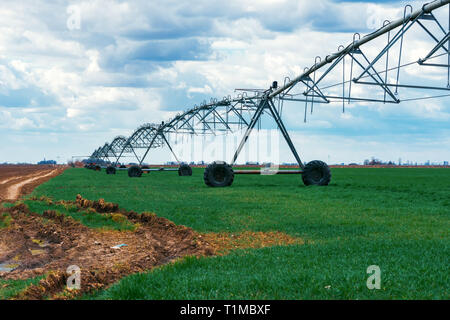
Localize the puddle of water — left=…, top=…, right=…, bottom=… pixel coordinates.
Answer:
left=0, top=262, right=19, bottom=272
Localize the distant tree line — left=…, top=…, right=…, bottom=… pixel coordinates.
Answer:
left=363, top=158, right=396, bottom=166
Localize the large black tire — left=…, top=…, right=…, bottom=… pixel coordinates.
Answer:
left=178, top=164, right=193, bottom=176
left=302, top=160, right=331, bottom=186
left=106, top=166, right=116, bottom=175
left=128, top=166, right=143, bottom=178
left=204, top=161, right=234, bottom=187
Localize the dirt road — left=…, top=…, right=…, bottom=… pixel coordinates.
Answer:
left=0, top=165, right=65, bottom=203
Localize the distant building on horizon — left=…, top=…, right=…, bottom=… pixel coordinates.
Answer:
left=37, top=159, right=56, bottom=165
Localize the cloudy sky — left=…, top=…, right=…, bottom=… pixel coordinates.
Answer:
left=0, top=0, right=449, bottom=165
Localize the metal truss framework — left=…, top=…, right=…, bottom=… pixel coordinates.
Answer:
left=91, top=95, right=269, bottom=166
left=89, top=0, right=450, bottom=169
left=92, top=136, right=133, bottom=163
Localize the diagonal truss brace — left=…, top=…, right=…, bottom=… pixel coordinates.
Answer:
left=231, top=94, right=304, bottom=169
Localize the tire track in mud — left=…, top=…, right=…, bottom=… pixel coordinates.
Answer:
left=0, top=168, right=64, bottom=203
left=0, top=171, right=46, bottom=186
left=0, top=198, right=215, bottom=300
left=0, top=177, right=16, bottom=185
left=4, top=170, right=58, bottom=201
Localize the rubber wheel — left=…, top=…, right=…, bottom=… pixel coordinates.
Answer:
left=301, top=160, right=331, bottom=186
left=204, top=161, right=234, bottom=187
left=178, top=164, right=193, bottom=176
left=128, top=166, right=143, bottom=178
left=106, top=166, right=116, bottom=175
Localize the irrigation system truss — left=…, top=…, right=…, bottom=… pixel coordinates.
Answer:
left=87, top=0, right=450, bottom=187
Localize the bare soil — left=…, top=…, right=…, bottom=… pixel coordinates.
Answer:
left=0, top=198, right=215, bottom=300
left=0, top=165, right=65, bottom=202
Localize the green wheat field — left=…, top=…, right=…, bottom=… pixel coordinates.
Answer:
left=1, top=167, right=449, bottom=299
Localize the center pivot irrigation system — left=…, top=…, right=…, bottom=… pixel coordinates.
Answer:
left=87, top=0, right=450, bottom=187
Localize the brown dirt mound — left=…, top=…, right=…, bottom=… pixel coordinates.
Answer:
left=75, top=194, right=120, bottom=213
left=1, top=195, right=303, bottom=300
left=0, top=198, right=214, bottom=300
